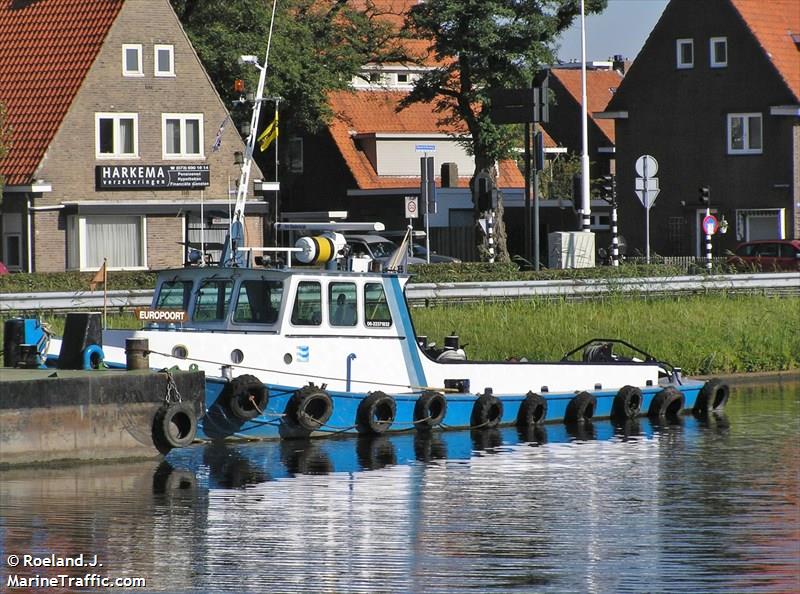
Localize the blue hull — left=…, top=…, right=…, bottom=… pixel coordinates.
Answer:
left=197, top=379, right=708, bottom=441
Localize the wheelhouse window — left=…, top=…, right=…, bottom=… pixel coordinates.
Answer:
left=710, top=37, right=727, bottom=68
left=163, top=114, right=203, bottom=158
left=676, top=38, right=693, bottom=69
left=96, top=113, right=138, bottom=158
left=193, top=280, right=233, bottom=322
left=156, top=280, right=193, bottom=311
left=329, top=282, right=357, bottom=327
left=154, top=44, right=174, bottom=77
left=67, top=215, right=146, bottom=270
left=234, top=280, right=284, bottom=324
left=291, top=281, right=322, bottom=326
left=727, top=113, right=762, bottom=154
left=122, top=44, right=142, bottom=76
left=364, top=283, right=392, bottom=328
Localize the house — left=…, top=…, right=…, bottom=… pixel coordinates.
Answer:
left=599, top=0, right=799, bottom=257
left=0, top=0, right=262, bottom=273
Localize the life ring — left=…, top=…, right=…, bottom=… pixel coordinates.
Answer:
left=564, top=391, right=596, bottom=424
left=285, top=386, right=334, bottom=431
left=648, top=387, right=684, bottom=418
left=517, top=391, right=547, bottom=426
left=223, top=374, right=268, bottom=421
left=414, top=390, right=448, bottom=429
left=611, top=385, right=643, bottom=420
left=82, top=344, right=105, bottom=370
left=693, top=379, right=730, bottom=415
left=152, top=401, right=197, bottom=452
left=471, top=392, right=503, bottom=428
left=356, top=391, right=396, bottom=434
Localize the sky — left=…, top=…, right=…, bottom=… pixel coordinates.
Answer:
left=556, top=0, right=670, bottom=63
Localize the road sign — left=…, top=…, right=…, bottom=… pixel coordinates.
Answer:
left=635, top=155, right=658, bottom=177
left=702, top=214, right=719, bottom=236
left=415, top=144, right=436, bottom=153
left=635, top=188, right=660, bottom=208
left=404, top=195, right=419, bottom=219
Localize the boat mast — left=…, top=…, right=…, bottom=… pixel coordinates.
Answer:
left=219, top=0, right=279, bottom=267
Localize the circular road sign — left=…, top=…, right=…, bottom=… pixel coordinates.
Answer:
left=635, top=154, right=658, bottom=178
left=702, top=214, right=719, bottom=236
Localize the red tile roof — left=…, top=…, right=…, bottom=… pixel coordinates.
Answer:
left=549, top=68, right=623, bottom=143
left=328, top=89, right=524, bottom=190
left=0, top=0, right=123, bottom=186
left=731, top=0, right=800, bottom=100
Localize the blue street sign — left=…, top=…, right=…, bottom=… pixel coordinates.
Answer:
left=415, top=144, right=436, bottom=153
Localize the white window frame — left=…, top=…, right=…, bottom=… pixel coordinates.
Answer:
left=727, top=113, right=763, bottom=155
left=67, top=215, right=148, bottom=271
left=710, top=37, right=727, bottom=68
left=122, top=44, right=143, bottom=77
left=95, top=113, right=139, bottom=159
left=162, top=113, right=204, bottom=158
left=676, top=38, right=694, bottom=69
left=735, top=209, right=785, bottom=241
left=2, top=213, right=23, bottom=271
left=154, top=44, right=175, bottom=77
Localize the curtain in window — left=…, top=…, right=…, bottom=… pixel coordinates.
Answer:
left=186, top=119, right=200, bottom=154
left=119, top=118, right=134, bottom=154
left=85, top=216, right=142, bottom=268
left=166, top=119, right=180, bottom=154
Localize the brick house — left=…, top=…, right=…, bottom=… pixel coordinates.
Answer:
left=0, top=0, right=263, bottom=273
left=599, top=0, right=799, bottom=257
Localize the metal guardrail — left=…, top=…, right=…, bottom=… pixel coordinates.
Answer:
left=1, top=273, right=797, bottom=312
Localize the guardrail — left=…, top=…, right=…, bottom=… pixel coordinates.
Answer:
left=1, top=273, right=797, bottom=312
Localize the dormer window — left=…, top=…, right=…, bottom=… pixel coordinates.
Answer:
left=397, top=72, right=409, bottom=84
left=122, top=44, right=143, bottom=76
left=155, top=44, right=175, bottom=77
left=676, top=38, right=693, bottom=69
left=710, top=37, right=727, bottom=68
left=369, top=72, right=382, bottom=84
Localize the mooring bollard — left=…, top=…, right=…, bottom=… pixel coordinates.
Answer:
left=125, top=338, right=150, bottom=370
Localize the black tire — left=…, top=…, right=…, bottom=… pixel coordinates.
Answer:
left=414, top=391, right=448, bottom=429
left=224, top=374, right=268, bottom=421
left=152, top=401, right=197, bottom=452
left=564, top=391, right=596, bottom=424
left=611, top=386, right=643, bottom=421
left=471, top=393, right=503, bottom=428
left=517, top=391, right=548, bottom=426
left=648, top=387, right=685, bottom=418
left=356, top=391, right=396, bottom=434
left=693, top=379, right=730, bottom=415
left=285, top=386, right=334, bottom=431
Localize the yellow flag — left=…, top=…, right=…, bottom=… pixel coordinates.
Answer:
left=257, top=112, right=279, bottom=152
left=89, top=260, right=107, bottom=291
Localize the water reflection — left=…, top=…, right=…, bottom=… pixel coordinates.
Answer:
left=0, top=382, right=797, bottom=593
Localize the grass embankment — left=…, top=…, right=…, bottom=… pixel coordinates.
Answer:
left=412, top=294, right=799, bottom=376
left=5, top=294, right=796, bottom=376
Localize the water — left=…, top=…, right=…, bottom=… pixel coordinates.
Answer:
left=1, top=381, right=798, bottom=593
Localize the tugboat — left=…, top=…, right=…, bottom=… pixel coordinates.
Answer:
left=42, top=16, right=729, bottom=441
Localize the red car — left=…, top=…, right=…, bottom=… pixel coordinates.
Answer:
left=727, top=239, right=800, bottom=271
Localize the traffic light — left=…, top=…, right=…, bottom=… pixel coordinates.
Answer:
left=477, top=175, right=492, bottom=211
left=698, top=185, right=711, bottom=205
left=601, top=174, right=617, bottom=202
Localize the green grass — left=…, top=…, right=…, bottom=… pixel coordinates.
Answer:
left=410, top=294, right=799, bottom=376
left=2, top=294, right=796, bottom=376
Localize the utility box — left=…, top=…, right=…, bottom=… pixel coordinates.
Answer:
left=548, top=232, right=596, bottom=269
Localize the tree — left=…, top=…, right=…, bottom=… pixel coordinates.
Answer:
left=402, top=0, right=607, bottom=261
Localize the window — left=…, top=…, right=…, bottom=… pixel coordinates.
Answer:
left=727, top=113, right=762, bottom=154
left=676, top=38, right=693, bottom=69
left=193, top=280, right=233, bottom=321
left=291, top=281, right=322, bottom=326
left=710, top=37, right=727, bottom=68
left=735, top=209, right=785, bottom=241
left=233, top=280, right=284, bottom=324
left=2, top=213, right=22, bottom=270
left=396, top=72, right=409, bottom=84
left=589, top=213, right=610, bottom=230
left=163, top=114, right=203, bottom=158
left=67, top=215, right=146, bottom=270
left=288, top=138, right=304, bottom=173
left=364, top=283, right=392, bottom=328
left=329, top=282, right=357, bottom=327
left=154, top=44, right=175, bottom=77
left=122, top=44, right=143, bottom=76
left=96, top=113, right=138, bottom=158
left=156, top=280, right=194, bottom=310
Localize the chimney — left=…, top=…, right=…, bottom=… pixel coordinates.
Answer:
left=612, top=54, right=626, bottom=75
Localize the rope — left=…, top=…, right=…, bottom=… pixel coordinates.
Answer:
left=146, top=348, right=451, bottom=393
